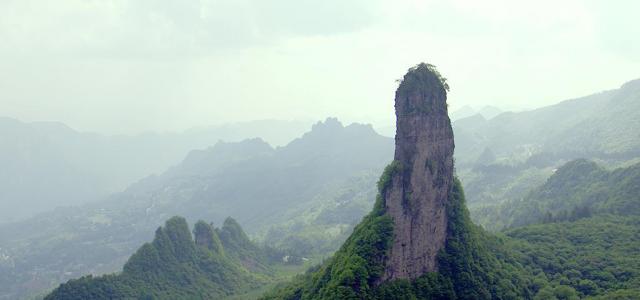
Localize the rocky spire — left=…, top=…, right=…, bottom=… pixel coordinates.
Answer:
left=382, top=63, right=455, bottom=281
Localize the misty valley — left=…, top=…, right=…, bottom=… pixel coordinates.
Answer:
left=2, top=2, right=640, bottom=298
left=0, top=63, right=639, bottom=300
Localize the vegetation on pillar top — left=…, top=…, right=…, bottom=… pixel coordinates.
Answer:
left=397, top=63, right=449, bottom=94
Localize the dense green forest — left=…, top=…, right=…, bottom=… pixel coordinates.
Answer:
left=464, top=159, right=640, bottom=299
left=505, top=215, right=640, bottom=299
left=45, top=217, right=282, bottom=299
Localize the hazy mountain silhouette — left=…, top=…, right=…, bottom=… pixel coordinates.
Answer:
left=0, top=118, right=392, bottom=299
left=0, top=118, right=310, bottom=223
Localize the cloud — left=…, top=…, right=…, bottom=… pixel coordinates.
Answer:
left=584, top=0, right=640, bottom=61
left=0, top=0, right=382, bottom=59
left=0, top=0, right=638, bottom=134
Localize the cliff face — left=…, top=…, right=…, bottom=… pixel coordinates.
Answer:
left=382, top=63, right=455, bottom=281
left=260, top=64, right=536, bottom=300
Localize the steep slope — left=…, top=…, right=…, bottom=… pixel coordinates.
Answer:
left=262, top=63, right=536, bottom=299
left=0, top=119, right=393, bottom=299
left=454, top=79, right=640, bottom=166
left=482, top=159, right=640, bottom=229
left=453, top=78, right=640, bottom=228
left=45, top=216, right=270, bottom=300
left=477, top=156, right=640, bottom=299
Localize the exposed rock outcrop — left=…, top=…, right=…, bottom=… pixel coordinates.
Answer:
left=382, top=63, right=455, bottom=281
left=260, top=63, right=536, bottom=300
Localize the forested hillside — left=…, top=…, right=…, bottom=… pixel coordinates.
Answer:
left=45, top=216, right=277, bottom=299
left=475, top=159, right=640, bottom=230
left=453, top=79, right=640, bottom=228
left=468, top=158, right=640, bottom=299
left=0, top=118, right=392, bottom=299
left=505, top=216, right=640, bottom=299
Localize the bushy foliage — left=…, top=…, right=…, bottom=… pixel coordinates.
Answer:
left=397, top=63, right=450, bottom=94
left=218, top=217, right=278, bottom=273
left=395, top=63, right=450, bottom=115
left=377, top=160, right=402, bottom=195
left=193, top=220, right=224, bottom=255
left=505, top=215, right=640, bottom=299
left=437, top=178, right=535, bottom=299
left=374, top=273, right=456, bottom=299
left=586, top=288, right=640, bottom=299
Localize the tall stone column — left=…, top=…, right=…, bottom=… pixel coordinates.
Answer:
left=382, top=63, right=455, bottom=281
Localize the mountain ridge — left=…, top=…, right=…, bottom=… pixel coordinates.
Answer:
left=0, top=117, right=392, bottom=299
left=44, top=216, right=273, bottom=300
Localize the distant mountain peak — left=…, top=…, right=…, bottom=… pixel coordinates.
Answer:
left=310, top=117, right=343, bottom=132
left=550, top=159, right=604, bottom=182
left=293, top=117, right=383, bottom=146
left=454, top=113, right=486, bottom=126
left=477, top=105, right=503, bottom=119
left=620, top=78, right=640, bottom=91
left=174, top=138, right=274, bottom=176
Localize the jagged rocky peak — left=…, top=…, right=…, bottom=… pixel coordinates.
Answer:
left=382, top=63, right=455, bottom=281
left=193, top=220, right=224, bottom=255
left=311, top=117, right=343, bottom=131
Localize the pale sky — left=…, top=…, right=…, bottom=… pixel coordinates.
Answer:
left=1, top=0, right=638, bottom=134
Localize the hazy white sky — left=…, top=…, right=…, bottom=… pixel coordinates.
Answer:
left=1, top=0, right=638, bottom=134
